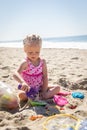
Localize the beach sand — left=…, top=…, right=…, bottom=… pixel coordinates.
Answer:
left=0, top=47, right=87, bottom=130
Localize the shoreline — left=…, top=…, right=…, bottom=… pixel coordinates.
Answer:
left=0, top=41, right=87, bottom=49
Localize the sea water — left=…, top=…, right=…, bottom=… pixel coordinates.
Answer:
left=0, top=35, right=87, bottom=49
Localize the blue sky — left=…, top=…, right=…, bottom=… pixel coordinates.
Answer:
left=0, top=0, right=87, bottom=40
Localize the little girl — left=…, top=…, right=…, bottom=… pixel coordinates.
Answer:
left=13, top=34, right=60, bottom=101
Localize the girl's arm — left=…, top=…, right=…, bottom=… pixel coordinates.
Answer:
left=41, top=59, right=48, bottom=92
left=13, top=61, right=30, bottom=92
left=13, top=61, right=27, bottom=83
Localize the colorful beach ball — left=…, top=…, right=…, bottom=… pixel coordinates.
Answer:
left=0, top=81, right=19, bottom=109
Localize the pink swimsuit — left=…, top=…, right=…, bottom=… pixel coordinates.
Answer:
left=21, top=58, right=43, bottom=93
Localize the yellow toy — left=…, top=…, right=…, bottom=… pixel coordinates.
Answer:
left=43, top=114, right=80, bottom=130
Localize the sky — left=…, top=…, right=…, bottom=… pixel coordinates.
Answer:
left=0, top=0, right=87, bottom=41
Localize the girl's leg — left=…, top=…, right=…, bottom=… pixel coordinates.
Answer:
left=18, top=90, right=28, bottom=101
left=44, top=85, right=60, bottom=99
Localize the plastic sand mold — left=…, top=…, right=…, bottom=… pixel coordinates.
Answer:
left=72, top=92, right=84, bottom=99
left=29, top=100, right=47, bottom=106
left=43, top=114, right=80, bottom=130
left=29, top=115, right=43, bottom=121
left=53, top=95, right=68, bottom=107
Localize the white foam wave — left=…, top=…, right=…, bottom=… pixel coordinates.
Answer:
left=0, top=41, right=87, bottom=49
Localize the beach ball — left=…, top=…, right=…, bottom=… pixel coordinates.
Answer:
left=0, top=81, right=19, bottom=109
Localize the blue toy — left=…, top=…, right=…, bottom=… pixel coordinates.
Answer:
left=72, top=92, right=84, bottom=99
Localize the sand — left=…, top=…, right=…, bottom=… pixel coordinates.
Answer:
left=0, top=47, right=87, bottom=130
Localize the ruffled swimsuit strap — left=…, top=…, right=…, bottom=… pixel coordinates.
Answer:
left=26, top=57, right=44, bottom=67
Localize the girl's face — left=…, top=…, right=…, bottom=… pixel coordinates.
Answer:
left=24, top=44, right=41, bottom=62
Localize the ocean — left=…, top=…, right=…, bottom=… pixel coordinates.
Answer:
left=0, top=35, right=87, bottom=49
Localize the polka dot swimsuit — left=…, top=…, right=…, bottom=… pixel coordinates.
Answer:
left=21, top=58, right=43, bottom=92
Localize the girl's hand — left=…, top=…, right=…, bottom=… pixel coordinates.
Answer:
left=39, top=91, right=46, bottom=100
left=21, top=82, right=30, bottom=92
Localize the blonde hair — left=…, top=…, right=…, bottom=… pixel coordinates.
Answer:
left=23, top=34, right=42, bottom=46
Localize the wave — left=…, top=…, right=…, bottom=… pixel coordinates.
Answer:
left=0, top=35, right=87, bottom=43
left=0, top=41, right=87, bottom=49
left=0, top=35, right=87, bottom=49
